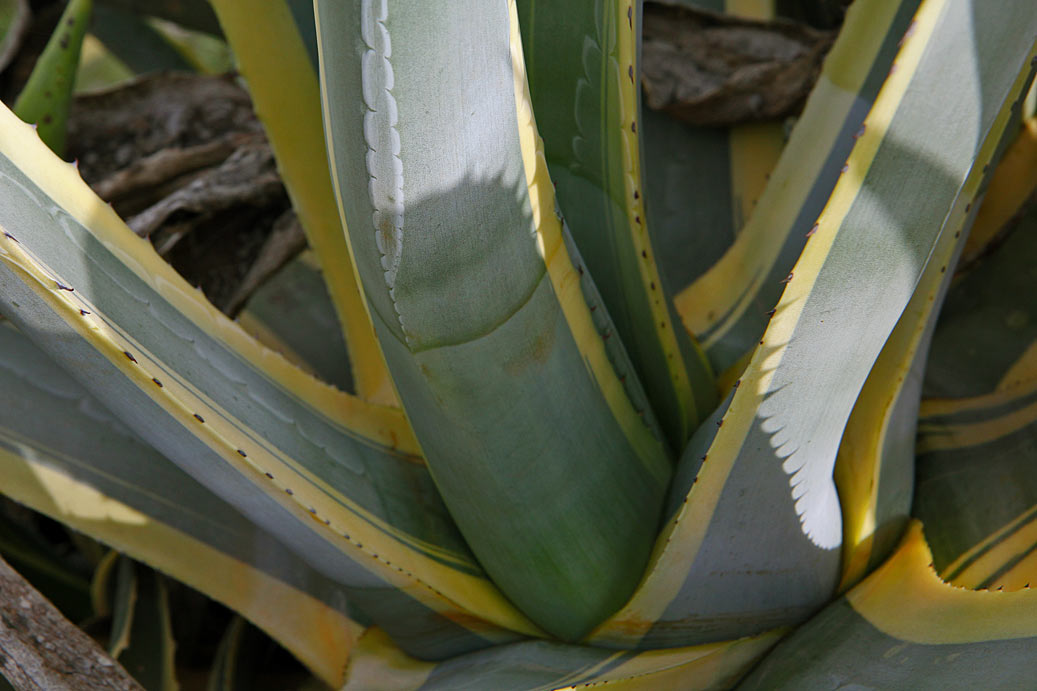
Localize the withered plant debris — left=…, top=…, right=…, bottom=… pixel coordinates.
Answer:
left=641, top=2, right=833, bottom=126
left=66, top=72, right=304, bottom=316
left=0, top=552, right=143, bottom=690
left=221, top=208, right=306, bottom=317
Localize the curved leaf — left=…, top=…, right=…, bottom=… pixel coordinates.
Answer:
left=910, top=124, right=1037, bottom=589
left=591, top=0, right=1037, bottom=648
left=315, top=0, right=673, bottom=640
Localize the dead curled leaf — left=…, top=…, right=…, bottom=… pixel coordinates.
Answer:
left=641, top=2, right=834, bottom=127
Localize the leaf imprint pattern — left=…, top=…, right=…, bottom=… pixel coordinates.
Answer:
left=361, top=0, right=408, bottom=341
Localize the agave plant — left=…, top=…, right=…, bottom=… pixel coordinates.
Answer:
left=0, top=0, right=1035, bottom=687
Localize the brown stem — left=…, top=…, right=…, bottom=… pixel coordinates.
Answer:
left=0, top=554, right=143, bottom=690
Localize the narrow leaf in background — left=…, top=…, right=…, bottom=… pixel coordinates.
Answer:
left=13, top=0, right=91, bottom=155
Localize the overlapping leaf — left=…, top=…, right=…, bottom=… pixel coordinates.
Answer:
left=0, top=322, right=360, bottom=684
left=209, top=0, right=396, bottom=405
left=832, top=110, right=1037, bottom=592
left=914, top=192, right=1037, bottom=587
left=341, top=626, right=782, bottom=691
left=638, top=0, right=788, bottom=392
left=0, top=92, right=536, bottom=663
left=739, top=523, right=1037, bottom=688
left=590, top=0, right=1037, bottom=648
left=315, top=0, right=674, bottom=640
left=517, top=0, right=717, bottom=448
left=673, top=0, right=921, bottom=373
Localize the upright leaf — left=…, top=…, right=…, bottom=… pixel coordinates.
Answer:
left=518, top=0, right=717, bottom=448
left=315, top=0, right=672, bottom=640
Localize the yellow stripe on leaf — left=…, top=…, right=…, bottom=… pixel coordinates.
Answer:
left=849, top=521, right=1037, bottom=645
left=674, top=0, right=908, bottom=347
left=0, top=101, right=416, bottom=456
left=0, top=445, right=362, bottom=688
left=0, top=221, right=540, bottom=639
left=209, top=0, right=398, bottom=407
left=943, top=509, right=1037, bottom=590
left=509, top=0, right=669, bottom=474
left=962, top=117, right=1037, bottom=264
left=728, top=122, right=785, bottom=235
left=916, top=399, right=1037, bottom=455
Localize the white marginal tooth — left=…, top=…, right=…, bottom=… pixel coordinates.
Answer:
left=381, top=51, right=394, bottom=86
left=361, top=52, right=379, bottom=107
left=361, top=0, right=408, bottom=341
